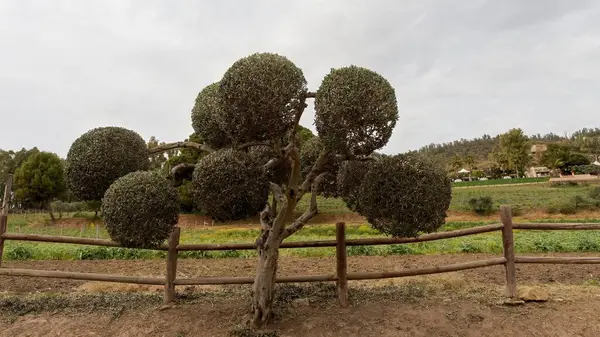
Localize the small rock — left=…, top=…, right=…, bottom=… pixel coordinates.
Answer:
left=518, top=286, right=549, bottom=302
left=158, top=304, right=174, bottom=311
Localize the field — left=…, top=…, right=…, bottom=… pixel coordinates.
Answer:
left=452, top=177, right=550, bottom=187
left=3, top=182, right=600, bottom=336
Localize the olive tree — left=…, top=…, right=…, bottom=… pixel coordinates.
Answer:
left=71, top=52, right=451, bottom=330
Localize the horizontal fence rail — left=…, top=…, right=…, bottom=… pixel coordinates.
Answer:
left=1, top=179, right=600, bottom=306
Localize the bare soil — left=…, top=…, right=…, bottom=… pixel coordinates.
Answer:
left=2, top=254, right=600, bottom=336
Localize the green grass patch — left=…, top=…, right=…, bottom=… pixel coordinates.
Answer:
left=453, top=177, right=550, bottom=187
left=3, top=220, right=600, bottom=261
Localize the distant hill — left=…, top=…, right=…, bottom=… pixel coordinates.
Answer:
left=415, top=127, right=600, bottom=170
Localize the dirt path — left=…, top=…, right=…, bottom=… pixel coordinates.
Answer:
left=1, top=253, right=599, bottom=294
left=2, top=254, right=600, bottom=336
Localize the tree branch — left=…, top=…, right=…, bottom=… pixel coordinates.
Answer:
left=170, top=163, right=196, bottom=186
left=336, top=154, right=377, bottom=162
left=237, top=141, right=273, bottom=150
left=259, top=203, right=272, bottom=230
left=283, top=172, right=327, bottom=239
left=298, top=150, right=332, bottom=199
left=148, top=141, right=214, bottom=154
left=306, top=91, right=316, bottom=98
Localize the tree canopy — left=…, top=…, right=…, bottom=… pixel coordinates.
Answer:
left=13, top=151, right=66, bottom=213
left=65, top=127, right=150, bottom=202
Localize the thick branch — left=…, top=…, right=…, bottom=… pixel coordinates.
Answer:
left=237, top=141, right=273, bottom=150
left=259, top=204, right=272, bottom=230
left=283, top=172, right=327, bottom=239
left=298, top=150, right=332, bottom=199
left=149, top=141, right=213, bottom=154
left=306, top=91, right=316, bottom=98
left=287, top=146, right=302, bottom=191
left=170, top=163, right=196, bottom=186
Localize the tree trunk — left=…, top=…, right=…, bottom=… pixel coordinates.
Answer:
left=48, top=208, right=56, bottom=222
left=250, top=242, right=280, bottom=330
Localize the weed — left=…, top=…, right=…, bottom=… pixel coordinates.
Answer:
left=532, top=237, right=565, bottom=252
left=576, top=237, right=600, bottom=252
left=458, top=241, right=483, bottom=253
left=388, top=244, right=415, bottom=255
left=347, top=245, right=377, bottom=256
left=6, top=246, right=34, bottom=260
left=468, top=196, right=494, bottom=215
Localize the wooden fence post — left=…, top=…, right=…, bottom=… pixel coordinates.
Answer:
left=500, top=205, right=518, bottom=300
left=0, top=175, right=13, bottom=268
left=164, top=226, right=181, bottom=304
left=336, top=222, right=348, bottom=307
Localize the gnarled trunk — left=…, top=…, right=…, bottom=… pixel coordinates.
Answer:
left=250, top=242, right=280, bottom=329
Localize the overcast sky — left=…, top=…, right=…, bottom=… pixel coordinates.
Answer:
left=1, top=0, right=599, bottom=157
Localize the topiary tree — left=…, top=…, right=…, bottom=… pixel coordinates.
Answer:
left=101, top=171, right=179, bottom=248
left=76, top=52, right=451, bottom=330
left=13, top=151, right=66, bottom=221
left=65, top=127, right=150, bottom=208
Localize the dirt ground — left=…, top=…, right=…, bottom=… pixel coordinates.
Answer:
left=2, top=254, right=600, bottom=336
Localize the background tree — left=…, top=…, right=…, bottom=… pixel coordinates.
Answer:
left=13, top=152, right=66, bottom=220
left=492, top=128, right=530, bottom=177
left=464, top=155, right=475, bottom=171
left=450, top=155, right=463, bottom=172
left=76, top=52, right=452, bottom=330
left=0, top=147, right=40, bottom=204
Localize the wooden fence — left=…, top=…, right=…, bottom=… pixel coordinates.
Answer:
left=2, top=176, right=600, bottom=306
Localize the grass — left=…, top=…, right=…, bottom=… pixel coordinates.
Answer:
left=4, top=219, right=600, bottom=261
left=453, top=177, right=550, bottom=187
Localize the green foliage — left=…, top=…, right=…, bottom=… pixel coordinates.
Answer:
left=250, top=145, right=291, bottom=185
left=65, top=127, right=150, bottom=201
left=6, top=246, right=34, bottom=260
left=218, top=52, right=307, bottom=144
left=13, top=152, right=66, bottom=209
left=467, top=196, right=494, bottom=215
left=76, top=247, right=149, bottom=260
left=0, top=147, right=40, bottom=204
left=102, top=171, right=179, bottom=248
left=315, top=66, right=398, bottom=156
left=295, top=125, right=315, bottom=148
left=192, top=149, right=269, bottom=222
left=336, top=160, right=372, bottom=211
left=590, top=187, right=600, bottom=200
left=358, top=154, right=452, bottom=237
left=491, top=128, right=530, bottom=175
left=177, top=180, right=196, bottom=213
left=388, top=244, right=415, bottom=255
left=299, top=137, right=339, bottom=197
left=191, top=82, right=232, bottom=149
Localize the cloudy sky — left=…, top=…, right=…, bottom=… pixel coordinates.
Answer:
left=1, top=0, right=599, bottom=157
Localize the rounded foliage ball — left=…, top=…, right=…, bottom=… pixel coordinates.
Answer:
left=102, top=171, right=179, bottom=248
left=192, top=149, right=269, bottom=222
left=218, top=52, right=307, bottom=143
left=191, top=82, right=232, bottom=149
left=315, top=66, right=398, bottom=156
left=65, top=127, right=150, bottom=201
left=249, top=145, right=291, bottom=185
left=358, top=154, right=452, bottom=237
left=300, top=137, right=339, bottom=197
left=336, top=160, right=373, bottom=212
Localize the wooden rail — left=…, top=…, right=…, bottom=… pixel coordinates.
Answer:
left=1, top=173, right=600, bottom=307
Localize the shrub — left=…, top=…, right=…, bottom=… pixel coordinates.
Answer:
left=192, top=149, right=269, bottom=222
left=467, top=196, right=494, bottom=215
left=590, top=187, right=600, bottom=200
left=358, top=154, right=452, bottom=237
left=65, top=127, right=150, bottom=201
left=558, top=204, right=577, bottom=215
left=315, top=66, right=398, bottom=156
left=102, top=171, right=179, bottom=248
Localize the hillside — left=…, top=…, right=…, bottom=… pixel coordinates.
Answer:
left=416, top=127, right=600, bottom=170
